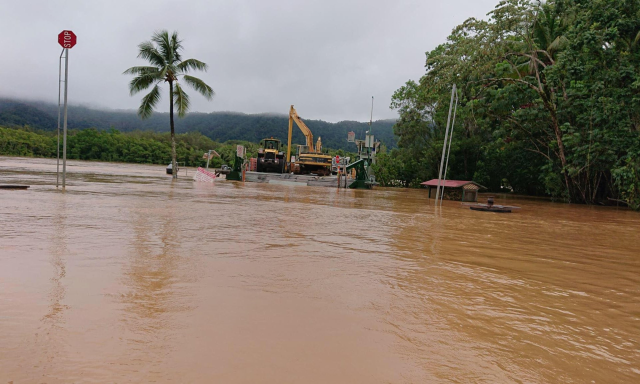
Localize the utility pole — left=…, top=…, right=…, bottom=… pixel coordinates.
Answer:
left=435, top=84, right=457, bottom=206
left=369, top=96, right=374, bottom=156
left=369, top=96, right=374, bottom=134
left=441, top=90, right=458, bottom=203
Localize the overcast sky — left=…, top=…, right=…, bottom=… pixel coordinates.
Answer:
left=1, top=0, right=498, bottom=122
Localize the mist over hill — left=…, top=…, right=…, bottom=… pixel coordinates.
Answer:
left=0, top=98, right=397, bottom=151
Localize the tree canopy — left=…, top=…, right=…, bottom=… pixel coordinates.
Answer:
left=0, top=126, right=257, bottom=169
left=383, top=0, right=640, bottom=208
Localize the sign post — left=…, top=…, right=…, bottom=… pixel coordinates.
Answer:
left=57, top=30, right=77, bottom=189
left=56, top=49, right=64, bottom=188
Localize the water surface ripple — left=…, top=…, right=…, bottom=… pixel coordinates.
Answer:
left=1, top=157, right=639, bottom=383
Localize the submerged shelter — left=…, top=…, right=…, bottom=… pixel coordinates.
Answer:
left=421, top=179, right=485, bottom=202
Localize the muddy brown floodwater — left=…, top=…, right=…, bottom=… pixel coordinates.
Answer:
left=1, top=156, right=639, bottom=383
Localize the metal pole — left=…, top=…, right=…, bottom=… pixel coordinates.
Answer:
left=440, top=91, right=459, bottom=204
left=369, top=96, right=374, bottom=134
left=366, top=96, right=374, bottom=157
left=435, top=84, right=456, bottom=205
left=56, top=48, right=64, bottom=188
left=344, top=163, right=346, bottom=188
left=62, top=48, right=69, bottom=189
left=344, top=162, right=347, bottom=188
left=206, top=150, right=211, bottom=169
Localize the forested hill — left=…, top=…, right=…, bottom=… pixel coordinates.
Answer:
left=0, top=98, right=397, bottom=151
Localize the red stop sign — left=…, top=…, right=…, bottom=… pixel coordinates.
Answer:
left=336, top=155, right=340, bottom=163
left=58, top=30, right=77, bottom=49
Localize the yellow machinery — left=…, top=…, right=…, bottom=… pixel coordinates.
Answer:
left=257, top=137, right=285, bottom=173
left=286, top=105, right=333, bottom=176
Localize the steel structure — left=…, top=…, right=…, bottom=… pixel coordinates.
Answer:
left=435, top=85, right=459, bottom=206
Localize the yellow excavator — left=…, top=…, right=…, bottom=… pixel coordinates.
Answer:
left=286, top=105, right=333, bottom=176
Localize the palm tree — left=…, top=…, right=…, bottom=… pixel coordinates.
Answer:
left=124, top=30, right=214, bottom=178
left=531, top=3, right=568, bottom=59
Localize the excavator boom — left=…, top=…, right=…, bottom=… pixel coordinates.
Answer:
left=287, top=105, right=316, bottom=164
left=290, top=105, right=314, bottom=147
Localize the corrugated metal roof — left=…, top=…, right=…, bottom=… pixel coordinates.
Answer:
left=420, top=179, right=485, bottom=189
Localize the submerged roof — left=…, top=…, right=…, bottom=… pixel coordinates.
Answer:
left=421, top=179, right=485, bottom=189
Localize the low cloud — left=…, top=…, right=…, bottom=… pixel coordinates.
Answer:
left=1, top=0, right=498, bottom=122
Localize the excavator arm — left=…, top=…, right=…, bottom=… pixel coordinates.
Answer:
left=289, top=105, right=315, bottom=148
left=287, top=105, right=322, bottom=164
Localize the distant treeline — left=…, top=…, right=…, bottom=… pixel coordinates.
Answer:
left=0, top=126, right=255, bottom=168
left=0, top=98, right=397, bottom=152
left=0, top=126, right=356, bottom=168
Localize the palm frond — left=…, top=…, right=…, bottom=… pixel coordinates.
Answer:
left=159, top=66, right=169, bottom=82
left=634, top=31, right=640, bottom=47
left=126, top=31, right=211, bottom=122
left=129, top=73, right=161, bottom=96
left=173, top=82, right=190, bottom=117
left=547, top=35, right=568, bottom=53
left=502, top=61, right=530, bottom=80
left=177, top=59, right=208, bottom=73
left=152, top=30, right=182, bottom=64
left=138, top=84, right=161, bottom=119
left=151, top=30, right=172, bottom=63
left=532, top=18, right=549, bottom=49
left=170, top=31, right=183, bottom=63
left=183, top=75, right=214, bottom=100
left=123, top=66, right=160, bottom=76
left=137, top=41, right=166, bottom=68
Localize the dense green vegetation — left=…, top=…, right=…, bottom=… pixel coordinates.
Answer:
left=0, top=126, right=258, bottom=168
left=381, top=0, right=640, bottom=209
left=0, top=126, right=355, bottom=167
left=0, top=99, right=397, bottom=153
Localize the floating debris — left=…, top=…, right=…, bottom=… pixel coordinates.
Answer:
left=0, top=185, right=30, bottom=190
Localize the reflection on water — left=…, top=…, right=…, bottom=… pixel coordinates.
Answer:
left=119, top=188, right=197, bottom=340
left=36, top=195, right=70, bottom=374
left=44, top=196, right=69, bottom=324
left=1, top=156, right=639, bottom=383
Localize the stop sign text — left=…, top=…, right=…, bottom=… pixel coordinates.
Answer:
left=58, top=30, right=77, bottom=49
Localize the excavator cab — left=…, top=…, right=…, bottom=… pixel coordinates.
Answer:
left=257, top=137, right=285, bottom=173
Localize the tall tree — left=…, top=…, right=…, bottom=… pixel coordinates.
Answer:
left=389, top=0, right=640, bottom=207
left=124, top=30, right=214, bottom=178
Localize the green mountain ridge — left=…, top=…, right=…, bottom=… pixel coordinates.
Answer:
left=0, top=98, right=397, bottom=151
